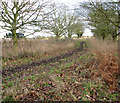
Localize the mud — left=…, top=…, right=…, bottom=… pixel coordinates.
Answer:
left=2, top=41, right=87, bottom=75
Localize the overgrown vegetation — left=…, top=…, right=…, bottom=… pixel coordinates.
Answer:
left=88, top=38, right=119, bottom=91
left=2, top=38, right=119, bottom=101
left=1, top=0, right=119, bottom=102
left=2, top=38, right=83, bottom=68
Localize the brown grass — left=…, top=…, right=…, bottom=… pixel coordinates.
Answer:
left=88, top=38, right=119, bottom=90
left=2, top=38, right=76, bottom=59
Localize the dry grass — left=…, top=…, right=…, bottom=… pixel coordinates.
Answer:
left=2, top=38, right=76, bottom=59
left=88, top=38, right=119, bottom=91
left=88, top=38, right=118, bottom=55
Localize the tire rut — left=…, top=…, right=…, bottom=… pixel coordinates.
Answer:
left=2, top=41, right=87, bottom=75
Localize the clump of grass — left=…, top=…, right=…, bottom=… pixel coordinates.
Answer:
left=3, top=96, right=16, bottom=101
left=3, top=87, right=17, bottom=101
left=74, top=40, right=83, bottom=48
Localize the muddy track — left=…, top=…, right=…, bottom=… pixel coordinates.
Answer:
left=2, top=41, right=87, bottom=75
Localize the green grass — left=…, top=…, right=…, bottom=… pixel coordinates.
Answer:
left=114, top=53, right=118, bottom=57
left=24, top=77, right=27, bottom=80
left=83, top=43, right=86, bottom=48
left=85, top=40, right=91, bottom=48
left=79, top=56, right=83, bottom=60
left=36, top=85, right=41, bottom=87
left=30, top=75, right=35, bottom=79
left=64, top=63, right=72, bottom=69
left=5, top=76, right=11, bottom=80
left=3, top=96, right=16, bottom=101
left=7, top=81, right=13, bottom=87
left=48, top=69, right=54, bottom=75
left=84, top=56, right=88, bottom=60
left=30, top=81, right=34, bottom=84
left=74, top=40, right=84, bottom=48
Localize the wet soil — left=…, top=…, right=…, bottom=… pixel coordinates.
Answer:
left=2, top=41, right=87, bottom=75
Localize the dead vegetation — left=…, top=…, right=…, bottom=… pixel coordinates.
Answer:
left=2, top=38, right=76, bottom=59
left=2, top=38, right=81, bottom=68
left=88, top=38, right=119, bottom=91
left=2, top=38, right=119, bottom=101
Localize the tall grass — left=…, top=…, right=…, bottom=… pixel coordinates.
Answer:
left=2, top=38, right=77, bottom=59
left=88, top=38, right=119, bottom=91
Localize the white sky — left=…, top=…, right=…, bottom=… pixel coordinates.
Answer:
left=83, top=28, right=93, bottom=36
left=52, top=0, right=118, bottom=6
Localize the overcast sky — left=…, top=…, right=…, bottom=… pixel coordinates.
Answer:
left=0, top=0, right=118, bottom=38
left=52, top=0, right=118, bottom=6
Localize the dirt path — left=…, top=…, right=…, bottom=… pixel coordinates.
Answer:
left=2, top=41, right=87, bottom=75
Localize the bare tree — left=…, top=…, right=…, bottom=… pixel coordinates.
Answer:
left=74, top=20, right=84, bottom=38
left=0, top=0, right=49, bottom=45
left=89, top=1, right=120, bottom=28
left=44, top=3, right=82, bottom=39
left=44, top=3, right=68, bottom=39
left=80, top=1, right=119, bottom=40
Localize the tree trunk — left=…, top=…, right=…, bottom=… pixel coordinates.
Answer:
left=55, top=29, right=60, bottom=40
left=13, top=37, right=17, bottom=46
left=68, top=33, right=72, bottom=38
left=112, top=35, right=117, bottom=41
left=12, top=29, right=18, bottom=46
left=55, top=34, right=60, bottom=40
left=77, top=34, right=80, bottom=38
left=102, top=36, right=105, bottom=40
left=77, top=33, right=82, bottom=38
